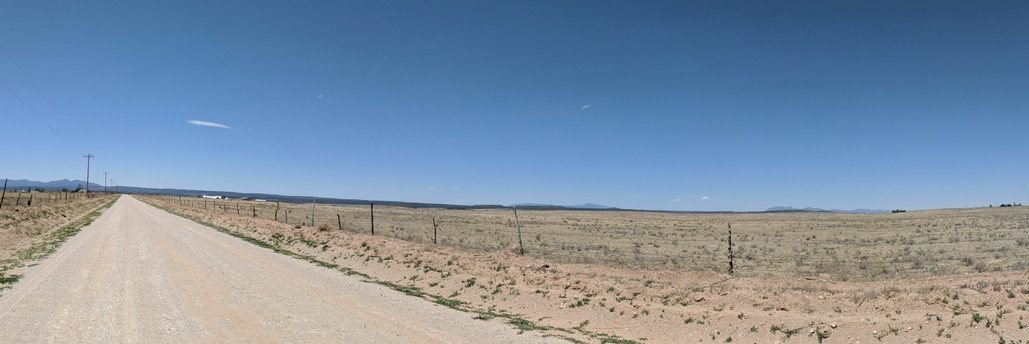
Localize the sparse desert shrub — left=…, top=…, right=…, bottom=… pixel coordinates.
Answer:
left=318, top=223, right=330, bottom=231
left=962, top=257, right=974, bottom=267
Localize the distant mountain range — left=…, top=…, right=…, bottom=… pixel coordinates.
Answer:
left=3, top=179, right=104, bottom=190
left=766, top=206, right=887, bottom=214
left=3, top=179, right=887, bottom=214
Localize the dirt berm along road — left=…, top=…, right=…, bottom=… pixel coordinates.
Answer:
left=0, top=196, right=565, bottom=343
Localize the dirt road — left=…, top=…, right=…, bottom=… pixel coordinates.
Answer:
left=0, top=196, right=563, bottom=343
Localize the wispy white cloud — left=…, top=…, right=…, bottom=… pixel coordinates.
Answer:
left=700, top=195, right=711, bottom=200
left=580, top=104, right=591, bottom=110
left=317, top=94, right=324, bottom=99
left=187, top=120, right=233, bottom=129
left=670, top=198, right=681, bottom=202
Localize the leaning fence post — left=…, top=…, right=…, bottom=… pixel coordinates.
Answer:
left=274, top=201, right=280, bottom=221
left=513, top=206, right=524, bottom=255
left=337, top=214, right=342, bottom=231
left=27, top=193, right=33, bottom=207
left=727, top=223, right=734, bottom=276
left=15, top=192, right=21, bottom=207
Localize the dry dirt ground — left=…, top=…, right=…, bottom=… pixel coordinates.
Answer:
left=142, top=195, right=1029, bottom=343
left=0, top=196, right=565, bottom=343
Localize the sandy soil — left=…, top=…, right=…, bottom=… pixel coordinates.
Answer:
left=141, top=195, right=1029, bottom=343
left=0, top=196, right=566, bottom=343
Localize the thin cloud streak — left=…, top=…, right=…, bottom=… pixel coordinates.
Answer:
left=187, top=120, right=233, bottom=129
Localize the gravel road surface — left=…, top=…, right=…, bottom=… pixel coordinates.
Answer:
left=0, top=196, right=564, bottom=343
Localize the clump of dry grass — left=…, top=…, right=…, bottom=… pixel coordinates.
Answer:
left=318, top=223, right=330, bottom=232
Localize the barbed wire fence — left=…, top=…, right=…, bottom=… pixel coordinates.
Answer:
left=0, top=178, right=108, bottom=212
left=153, top=195, right=1029, bottom=281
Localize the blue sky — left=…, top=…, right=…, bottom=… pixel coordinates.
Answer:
left=1, top=1, right=1027, bottom=211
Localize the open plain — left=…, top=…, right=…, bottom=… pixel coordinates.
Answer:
left=135, top=195, right=1029, bottom=343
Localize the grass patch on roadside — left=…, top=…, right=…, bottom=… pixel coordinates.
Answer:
left=0, top=274, right=19, bottom=285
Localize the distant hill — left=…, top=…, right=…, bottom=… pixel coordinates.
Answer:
left=567, top=203, right=615, bottom=209
left=512, top=203, right=616, bottom=210
left=512, top=203, right=558, bottom=208
left=766, top=206, right=887, bottom=214
left=766, top=206, right=829, bottom=212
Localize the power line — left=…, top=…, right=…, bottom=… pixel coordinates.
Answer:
left=0, top=42, right=75, bottom=149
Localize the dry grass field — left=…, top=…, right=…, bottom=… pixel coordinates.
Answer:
left=168, top=196, right=1029, bottom=281
left=143, top=195, right=1029, bottom=343
left=0, top=193, right=117, bottom=290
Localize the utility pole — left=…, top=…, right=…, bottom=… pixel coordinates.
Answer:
left=83, top=153, right=94, bottom=196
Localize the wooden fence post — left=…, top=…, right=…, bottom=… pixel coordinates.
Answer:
left=432, top=217, right=438, bottom=244
left=727, top=223, right=734, bottom=276
left=337, top=214, right=342, bottom=231
left=15, top=193, right=21, bottom=207
left=274, top=201, right=280, bottom=221
left=370, top=203, right=375, bottom=235
left=311, top=199, right=316, bottom=226
left=252, top=204, right=256, bottom=217
left=513, top=207, right=524, bottom=255
left=0, top=178, right=7, bottom=211
left=27, top=193, right=32, bottom=207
